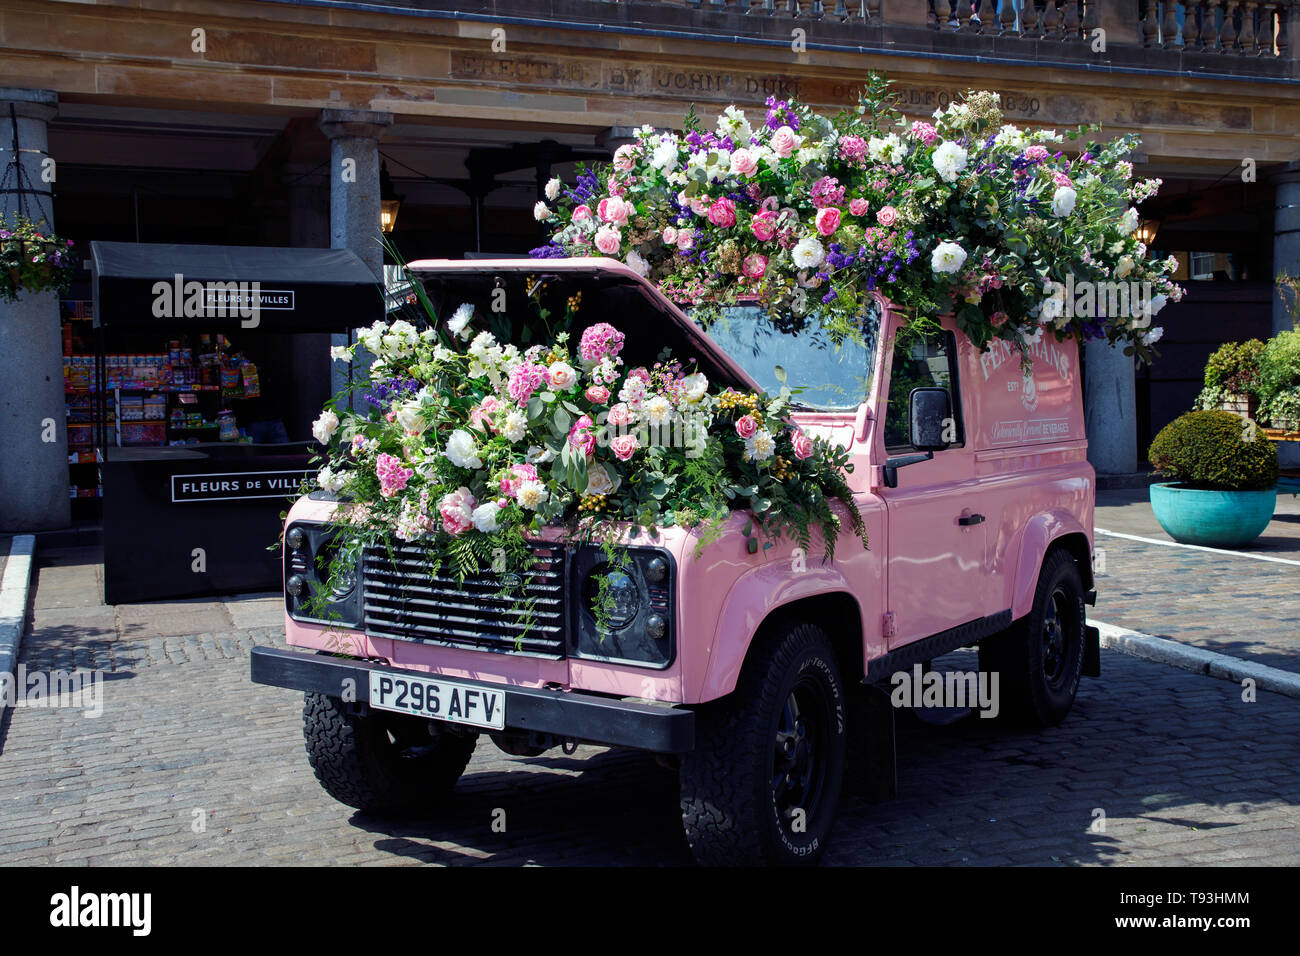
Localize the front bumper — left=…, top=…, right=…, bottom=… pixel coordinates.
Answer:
left=249, top=646, right=695, bottom=754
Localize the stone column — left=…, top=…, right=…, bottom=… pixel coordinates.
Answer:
left=317, top=109, right=393, bottom=403
left=0, top=88, right=69, bottom=531
left=1272, top=161, right=1300, bottom=335
left=1085, top=339, right=1138, bottom=476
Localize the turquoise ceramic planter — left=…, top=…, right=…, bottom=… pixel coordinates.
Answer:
left=1149, top=482, right=1277, bottom=548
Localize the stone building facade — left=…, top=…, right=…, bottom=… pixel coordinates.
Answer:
left=0, top=0, right=1297, bottom=528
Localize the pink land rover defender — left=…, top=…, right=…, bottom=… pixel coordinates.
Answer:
left=251, top=257, right=1099, bottom=866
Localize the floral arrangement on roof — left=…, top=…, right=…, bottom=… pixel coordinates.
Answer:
left=304, top=272, right=868, bottom=611
left=532, top=73, right=1182, bottom=363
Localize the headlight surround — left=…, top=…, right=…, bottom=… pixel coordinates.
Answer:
left=571, top=546, right=676, bottom=669
left=284, top=521, right=362, bottom=628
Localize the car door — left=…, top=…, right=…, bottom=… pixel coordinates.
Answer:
left=878, top=323, right=990, bottom=649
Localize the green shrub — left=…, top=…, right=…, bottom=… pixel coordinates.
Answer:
left=1148, top=410, right=1278, bottom=491
left=1258, top=329, right=1300, bottom=404
left=1202, top=339, right=1266, bottom=393
left=1261, top=391, right=1300, bottom=433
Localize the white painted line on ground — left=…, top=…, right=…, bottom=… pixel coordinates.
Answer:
left=1091, top=619, right=1300, bottom=701
left=1095, top=528, right=1300, bottom=568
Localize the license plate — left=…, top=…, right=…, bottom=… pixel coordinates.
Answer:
left=368, top=672, right=505, bottom=730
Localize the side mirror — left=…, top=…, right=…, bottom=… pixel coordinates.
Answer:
left=909, top=387, right=952, bottom=452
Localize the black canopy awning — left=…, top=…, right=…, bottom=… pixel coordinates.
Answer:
left=91, top=241, right=382, bottom=332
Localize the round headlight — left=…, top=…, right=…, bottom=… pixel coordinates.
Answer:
left=583, top=566, right=641, bottom=629
left=286, top=574, right=306, bottom=597
left=645, top=556, right=668, bottom=584
left=645, top=613, right=667, bottom=640
left=286, top=527, right=305, bottom=551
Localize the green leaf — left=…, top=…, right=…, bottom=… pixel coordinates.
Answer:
left=553, top=407, right=571, bottom=434
left=742, top=517, right=753, bottom=537
left=562, top=401, right=582, bottom=415
left=773, top=365, right=787, bottom=384
left=540, top=391, right=557, bottom=403
left=752, top=497, right=771, bottom=514
left=526, top=396, right=543, bottom=420
left=746, top=537, right=758, bottom=554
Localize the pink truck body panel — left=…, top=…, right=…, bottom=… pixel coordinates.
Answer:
left=281, top=258, right=1093, bottom=708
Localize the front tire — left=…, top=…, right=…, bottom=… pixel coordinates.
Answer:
left=979, top=548, right=1086, bottom=727
left=302, top=692, right=476, bottom=815
left=680, top=622, right=847, bottom=866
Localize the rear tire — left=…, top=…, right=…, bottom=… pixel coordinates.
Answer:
left=302, top=692, right=476, bottom=815
left=979, top=548, right=1086, bottom=727
left=680, top=621, right=847, bottom=866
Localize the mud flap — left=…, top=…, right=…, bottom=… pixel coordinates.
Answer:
left=850, top=682, right=897, bottom=804
left=1082, top=624, right=1101, bottom=678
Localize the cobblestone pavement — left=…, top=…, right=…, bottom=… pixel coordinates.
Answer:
left=1094, top=491, right=1300, bottom=672
left=3, top=537, right=1298, bottom=866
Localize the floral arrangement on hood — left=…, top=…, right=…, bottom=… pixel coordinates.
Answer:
left=532, top=73, right=1181, bottom=362
left=307, top=279, right=867, bottom=593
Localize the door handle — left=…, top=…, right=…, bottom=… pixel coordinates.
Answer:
left=958, top=513, right=985, bottom=526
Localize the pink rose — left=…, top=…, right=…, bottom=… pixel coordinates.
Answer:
left=499, top=463, right=538, bottom=497
left=585, top=385, right=611, bottom=404
left=610, top=433, right=640, bottom=461
left=572, top=204, right=593, bottom=221
left=742, top=254, right=768, bottom=279
left=876, top=205, right=898, bottom=227
left=791, top=431, right=814, bottom=460
left=735, top=415, right=759, bottom=439
left=613, top=144, right=636, bottom=172
left=708, top=197, right=737, bottom=229
left=676, top=231, right=694, bottom=251
left=607, top=402, right=632, bottom=427
left=594, top=226, right=622, bottom=256
left=770, top=125, right=799, bottom=159
left=662, top=226, right=678, bottom=244
left=730, top=148, right=758, bottom=177
left=598, top=197, right=630, bottom=226
left=815, top=207, right=841, bottom=236
left=849, top=198, right=870, bottom=217
left=750, top=211, right=777, bottom=242
left=438, top=487, right=477, bottom=536
left=569, top=415, right=598, bottom=457
left=689, top=197, right=710, bottom=217
left=607, top=176, right=626, bottom=198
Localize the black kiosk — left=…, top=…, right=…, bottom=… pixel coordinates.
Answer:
left=90, top=241, right=381, bottom=604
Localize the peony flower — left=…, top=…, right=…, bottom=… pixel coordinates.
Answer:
left=681, top=372, right=709, bottom=403
left=814, top=207, right=841, bottom=236
left=594, top=226, right=622, bottom=256
left=500, top=462, right=539, bottom=497
left=849, top=198, right=870, bottom=217
left=1051, top=186, right=1078, bottom=218
left=750, top=211, right=777, bottom=242
left=735, top=414, right=759, bottom=439
left=444, top=429, right=483, bottom=469
left=312, top=410, right=339, bottom=444
left=730, top=149, right=758, bottom=177
left=572, top=204, right=594, bottom=222
left=742, top=254, right=768, bottom=279
left=516, top=480, right=549, bottom=511
left=610, top=433, right=640, bottom=461
left=790, top=430, right=814, bottom=460
left=649, top=136, right=678, bottom=170
left=569, top=414, right=598, bottom=456
left=548, top=362, right=578, bottom=390
left=438, top=487, right=477, bottom=535
left=676, top=230, right=694, bottom=251
left=792, top=236, right=825, bottom=270
left=708, top=197, right=737, bottom=228
left=932, top=141, right=969, bottom=183
left=770, top=125, right=800, bottom=158
left=931, top=241, right=967, bottom=274
left=612, top=144, right=636, bottom=172
left=744, top=428, right=776, bottom=462
left=471, top=501, right=503, bottom=533
left=533, top=201, right=551, bottom=221
left=447, top=302, right=474, bottom=339
left=585, top=385, right=611, bottom=405
left=607, top=402, right=633, bottom=427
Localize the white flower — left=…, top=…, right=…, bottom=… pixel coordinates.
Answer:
left=1142, top=327, right=1164, bottom=345
left=584, top=464, right=621, bottom=497
left=526, top=444, right=557, bottom=464
left=547, top=361, right=578, bottom=390
left=316, top=465, right=347, bottom=493
left=545, top=177, right=561, bottom=200
left=994, top=124, right=1027, bottom=150
left=1020, top=323, right=1046, bottom=346
left=380, top=320, right=419, bottom=360
left=444, top=429, right=483, bottom=470
left=643, top=395, right=672, bottom=428
left=792, top=236, right=825, bottom=270
left=447, top=302, right=474, bottom=339
left=357, top=320, right=386, bottom=355
left=329, top=345, right=351, bottom=362
left=1118, top=207, right=1139, bottom=236
left=626, top=249, right=650, bottom=277
left=1114, top=255, right=1135, bottom=279
left=471, top=501, right=503, bottom=533
left=930, top=241, right=967, bottom=274
left=1041, top=294, right=1064, bottom=320
left=1051, top=186, right=1078, bottom=218
left=716, top=105, right=752, bottom=144
left=533, top=201, right=551, bottom=222
left=433, top=345, right=455, bottom=363
left=932, top=141, right=969, bottom=183
left=681, top=372, right=709, bottom=403
left=744, top=428, right=776, bottom=462
left=868, top=134, right=905, bottom=164
left=649, top=136, right=679, bottom=171
left=395, top=401, right=426, bottom=434
left=1149, top=294, right=1168, bottom=315
left=502, top=410, right=527, bottom=443
left=312, top=410, right=339, bottom=444
left=516, top=480, right=549, bottom=510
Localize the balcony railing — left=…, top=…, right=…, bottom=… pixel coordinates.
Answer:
left=360, top=0, right=1298, bottom=77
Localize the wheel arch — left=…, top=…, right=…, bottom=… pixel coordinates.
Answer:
left=1010, top=513, right=1094, bottom=621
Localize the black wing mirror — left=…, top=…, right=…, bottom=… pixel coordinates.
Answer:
left=909, top=387, right=952, bottom=452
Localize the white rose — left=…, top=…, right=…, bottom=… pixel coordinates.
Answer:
left=471, top=501, right=503, bottom=533
left=312, top=410, right=340, bottom=444
left=545, top=177, right=561, bottom=201
left=447, top=302, right=474, bottom=339
left=395, top=401, right=425, bottom=434
left=533, top=201, right=551, bottom=221
left=584, top=464, right=621, bottom=497
left=548, top=362, right=578, bottom=390
left=932, top=141, right=968, bottom=183
left=1051, top=186, right=1078, bottom=218
left=444, top=429, right=483, bottom=470
left=930, top=241, right=967, bottom=274
left=792, top=236, right=825, bottom=270
left=681, top=372, right=709, bottom=403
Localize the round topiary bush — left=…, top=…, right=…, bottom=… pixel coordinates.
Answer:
left=1148, top=410, right=1278, bottom=491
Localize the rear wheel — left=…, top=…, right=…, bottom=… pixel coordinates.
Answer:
left=679, top=621, right=847, bottom=866
left=979, top=548, right=1086, bottom=727
left=302, top=692, right=476, bottom=815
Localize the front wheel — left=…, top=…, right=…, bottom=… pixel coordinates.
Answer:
left=979, top=548, right=1087, bottom=727
left=680, top=622, right=847, bottom=866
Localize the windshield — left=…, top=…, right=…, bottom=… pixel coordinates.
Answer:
left=698, top=303, right=879, bottom=411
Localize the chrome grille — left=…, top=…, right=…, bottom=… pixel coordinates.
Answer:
left=362, top=543, right=567, bottom=658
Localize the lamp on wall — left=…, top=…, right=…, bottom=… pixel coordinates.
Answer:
left=1135, top=217, right=1159, bottom=246
left=380, top=161, right=401, bottom=233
